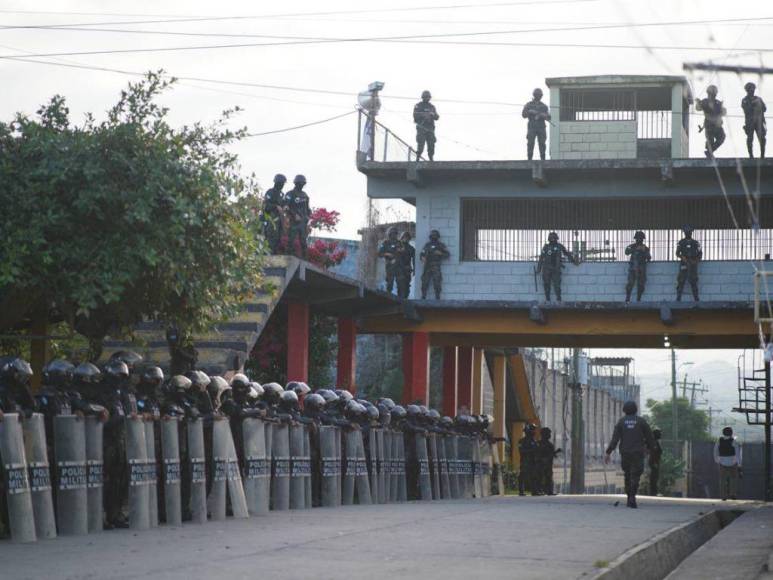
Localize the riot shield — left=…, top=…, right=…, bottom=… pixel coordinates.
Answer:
left=472, top=438, right=483, bottom=498
left=446, top=435, right=459, bottom=500
left=303, top=426, right=312, bottom=508
left=208, top=418, right=248, bottom=520
left=242, top=417, right=269, bottom=516
left=375, top=428, right=387, bottom=504
left=367, top=428, right=379, bottom=504
left=415, top=433, right=432, bottom=501
left=353, top=429, right=372, bottom=505
left=223, top=421, right=248, bottom=518
left=396, top=431, right=407, bottom=502
left=186, top=419, right=207, bottom=524
left=0, top=413, right=36, bottom=542
left=126, top=417, right=150, bottom=530
left=144, top=421, right=159, bottom=526
left=382, top=429, right=392, bottom=503
left=23, top=413, right=56, bottom=539
left=270, top=423, right=290, bottom=511
left=84, top=416, right=104, bottom=533
left=437, top=435, right=452, bottom=500
left=161, top=418, right=182, bottom=526
left=289, top=423, right=307, bottom=509
left=427, top=433, right=441, bottom=500
left=319, top=425, right=339, bottom=507
left=54, top=415, right=88, bottom=536
left=457, top=436, right=473, bottom=499
left=341, top=429, right=357, bottom=506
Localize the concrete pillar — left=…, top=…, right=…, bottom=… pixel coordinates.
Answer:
left=457, top=347, right=473, bottom=413
left=336, top=318, right=357, bottom=393
left=287, top=301, right=309, bottom=382
left=492, top=354, right=506, bottom=462
left=401, top=332, right=429, bottom=405
left=471, top=348, right=484, bottom=414
left=441, top=347, right=458, bottom=417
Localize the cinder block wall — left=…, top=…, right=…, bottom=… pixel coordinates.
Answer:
left=557, top=121, right=637, bottom=160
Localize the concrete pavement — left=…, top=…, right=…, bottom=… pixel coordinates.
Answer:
left=0, top=495, right=748, bottom=580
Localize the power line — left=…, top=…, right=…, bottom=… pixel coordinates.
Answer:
left=246, top=109, right=356, bottom=137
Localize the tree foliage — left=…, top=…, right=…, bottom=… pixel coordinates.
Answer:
left=0, top=72, right=266, bottom=359
left=645, top=398, right=712, bottom=443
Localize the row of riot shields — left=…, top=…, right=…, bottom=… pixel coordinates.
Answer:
left=0, top=414, right=501, bottom=543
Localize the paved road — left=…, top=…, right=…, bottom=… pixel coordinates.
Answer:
left=0, top=495, right=733, bottom=580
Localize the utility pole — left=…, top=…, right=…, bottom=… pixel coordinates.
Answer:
left=570, top=348, right=585, bottom=494
left=765, top=347, right=771, bottom=502
left=671, top=349, right=679, bottom=455
left=688, top=381, right=709, bottom=408
left=704, top=407, right=722, bottom=436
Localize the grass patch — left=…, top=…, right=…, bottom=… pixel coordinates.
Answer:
left=593, top=560, right=609, bottom=569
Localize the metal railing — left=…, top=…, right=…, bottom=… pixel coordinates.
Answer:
left=357, top=109, right=422, bottom=162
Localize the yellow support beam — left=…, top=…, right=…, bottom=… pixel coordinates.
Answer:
left=471, top=348, right=483, bottom=414
left=492, top=354, right=507, bottom=463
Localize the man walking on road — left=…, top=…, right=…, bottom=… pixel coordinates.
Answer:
left=714, top=426, right=742, bottom=500
left=605, top=400, right=654, bottom=509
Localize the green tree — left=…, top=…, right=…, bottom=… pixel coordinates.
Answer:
left=645, top=398, right=712, bottom=443
left=0, top=72, right=266, bottom=360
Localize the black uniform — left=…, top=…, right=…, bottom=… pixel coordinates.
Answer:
left=625, top=241, right=651, bottom=302
left=517, top=433, right=538, bottom=495
left=742, top=93, right=767, bottom=159
left=396, top=240, right=416, bottom=299
left=676, top=236, right=702, bottom=301
left=537, top=240, right=574, bottom=302
left=420, top=239, right=450, bottom=299
left=696, top=97, right=726, bottom=157
left=414, top=101, right=439, bottom=161
left=99, top=384, right=137, bottom=527
left=262, top=186, right=286, bottom=253
left=535, top=433, right=559, bottom=495
left=285, top=188, right=311, bottom=258
left=378, top=236, right=402, bottom=294
left=522, top=99, right=550, bottom=160
left=606, top=415, right=654, bottom=504
left=648, top=437, right=663, bottom=496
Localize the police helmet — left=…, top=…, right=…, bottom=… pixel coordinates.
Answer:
left=427, top=409, right=441, bottom=423
left=317, top=389, right=339, bottom=405
left=303, top=393, right=326, bottom=416
left=344, top=399, right=366, bottom=421
left=293, top=174, right=307, bottom=186
left=548, top=231, right=559, bottom=242
left=74, top=362, right=102, bottom=385
left=1, top=357, right=33, bottom=385
left=335, top=389, right=354, bottom=403
left=377, top=397, right=396, bottom=410
left=421, top=90, right=432, bottom=100
left=104, top=360, right=130, bottom=381
left=722, top=426, right=733, bottom=436
left=377, top=403, right=392, bottom=426
left=406, top=404, right=422, bottom=418
left=43, top=359, right=75, bottom=388
left=391, top=405, right=407, bottom=421
left=207, top=376, right=229, bottom=402
left=273, top=173, right=287, bottom=184
left=262, top=382, right=284, bottom=405
left=634, top=230, right=646, bottom=241
left=249, top=382, right=264, bottom=399
left=429, top=229, right=440, bottom=240
left=108, top=350, right=143, bottom=372
left=363, top=402, right=380, bottom=422
left=141, top=366, right=164, bottom=389
left=623, top=400, right=638, bottom=415
left=169, top=375, right=192, bottom=393
left=287, top=381, right=311, bottom=397
left=441, top=416, right=454, bottom=428
left=230, top=373, right=251, bottom=392
left=186, top=370, right=211, bottom=391
left=280, top=390, right=299, bottom=412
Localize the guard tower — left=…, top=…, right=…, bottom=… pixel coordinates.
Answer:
left=546, top=75, right=692, bottom=160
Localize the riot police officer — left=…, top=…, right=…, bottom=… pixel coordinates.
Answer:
left=414, top=90, right=439, bottom=161
left=605, top=400, right=654, bottom=509
left=0, top=357, right=36, bottom=419
left=676, top=225, right=702, bottom=301
left=420, top=230, right=450, bottom=300
left=284, top=175, right=311, bottom=258
left=137, top=366, right=163, bottom=421
left=522, top=88, right=551, bottom=161
left=537, top=232, right=578, bottom=302
left=262, top=173, right=287, bottom=253
left=536, top=427, right=560, bottom=496
left=378, top=226, right=402, bottom=294
left=517, top=423, right=538, bottom=496
left=625, top=231, right=651, bottom=303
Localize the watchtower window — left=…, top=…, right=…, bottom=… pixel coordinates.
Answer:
left=560, top=89, right=636, bottom=122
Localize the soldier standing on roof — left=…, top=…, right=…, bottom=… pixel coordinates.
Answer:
left=414, top=90, right=439, bottom=161
left=522, top=88, right=551, bottom=161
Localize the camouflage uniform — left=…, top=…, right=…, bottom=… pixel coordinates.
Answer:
left=537, top=234, right=575, bottom=302
left=262, top=178, right=286, bottom=253
left=522, top=89, right=550, bottom=160
left=420, top=232, right=450, bottom=300
left=378, top=230, right=402, bottom=294
left=742, top=83, right=766, bottom=159
left=676, top=231, right=702, bottom=301
left=624, top=232, right=651, bottom=302
left=285, top=183, right=311, bottom=259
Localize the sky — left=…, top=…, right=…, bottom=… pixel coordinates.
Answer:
left=1, top=0, right=770, bottom=431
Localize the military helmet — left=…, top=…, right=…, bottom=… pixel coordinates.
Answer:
left=141, top=366, right=164, bottom=388
left=706, top=84, right=718, bottom=96
left=540, top=426, right=552, bottom=438
left=303, top=392, right=325, bottom=416
left=262, top=382, right=284, bottom=405
left=421, top=90, right=432, bottom=99
left=377, top=397, right=396, bottom=410
left=74, top=362, right=102, bottom=385
left=108, top=350, right=143, bottom=372
left=280, top=390, right=299, bottom=412
left=249, top=382, right=264, bottom=399
left=169, top=375, right=192, bottom=393
left=230, top=373, right=251, bottom=392
left=548, top=231, right=559, bottom=242
left=335, top=388, right=354, bottom=403
left=391, top=405, right=407, bottom=421
left=634, top=230, right=646, bottom=241
left=387, top=226, right=398, bottom=238
left=186, top=370, right=211, bottom=391
left=533, top=87, right=543, bottom=98
left=682, top=224, right=694, bottom=235
left=429, top=229, right=440, bottom=240
left=273, top=173, right=287, bottom=184
left=623, top=400, right=638, bottom=415
left=400, top=231, right=412, bottom=241
left=104, top=359, right=130, bottom=380
left=287, top=381, right=310, bottom=397
left=43, top=359, right=75, bottom=387
left=1, top=357, right=33, bottom=384
left=722, top=426, right=733, bottom=436
left=293, top=174, right=307, bottom=186
left=745, top=81, right=756, bottom=92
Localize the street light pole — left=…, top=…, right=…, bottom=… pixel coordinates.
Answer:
left=671, top=348, right=679, bottom=455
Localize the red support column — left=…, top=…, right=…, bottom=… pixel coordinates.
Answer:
left=401, top=332, right=430, bottom=405
left=457, top=346, right=474, bottom=413
left=336, top=317, right=357, bottom=394
left=287, top=301, right=309, bottom=382
left=442, top=347, right=458, bottom=417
